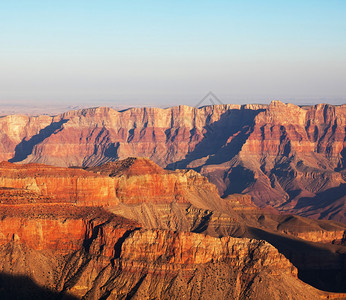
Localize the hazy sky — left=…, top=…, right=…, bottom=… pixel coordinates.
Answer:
left=0, top=0, right=345, bottom=107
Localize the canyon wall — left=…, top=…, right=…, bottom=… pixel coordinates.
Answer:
left=0, top=206, right=329, bottom=300
left=0, top=102, right=345, bottom=222
left=0, top=160, right=345, bottom=298
left=0, top=162, right=118, bottom=206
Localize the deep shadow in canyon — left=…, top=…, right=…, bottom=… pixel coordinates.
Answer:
left=167, top=108, right=264, bottom=170
left=0, top=273, right=78, bottom=300
left=9, top=119, right=68, bottom=163
left=248, top=227, right=346, bottom=293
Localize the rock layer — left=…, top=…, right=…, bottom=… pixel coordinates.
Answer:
left=0, top=207, right=326, bottom=300
left=0, top=162, right=118, bottom=206
left=0, top=102, right=344, bottom=221
left=0, top=160, right=345, bottom=298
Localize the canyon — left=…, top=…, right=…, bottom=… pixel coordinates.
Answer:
left=0, top=159, right=345, bottom=299
left=0, top=101, right=344, bottom=222
left=0, top=101, right=345, bottom=298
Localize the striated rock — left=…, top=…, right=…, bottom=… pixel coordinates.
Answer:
left=0, top=187, right=311, bottom=300
left=0, top=216, right=86, bottom=254
left=0, top=159, right=343, bottom=244
left=0, top=162, right=118, bottom=206
left=0, top=205, right=137, bottom=254
left=88, top=158, right=346, bottom=244
left=120, top=229, right=296, bottom=276
left=89, top=157, right=226, bottom=209
left=223, top=194, right=258, bottom=210
left=0, top=161, right=345, bottom=298
left=110, top=202, right=245, bottom=238
left=197, top=102, right=345, bottom=222
left=0, top=206, right=139, bottom=299
left=287, top=230, right=345, bottom=243
left=0, top=102, right=344, bottom=222
left=0, top=114, right=52, bottom=162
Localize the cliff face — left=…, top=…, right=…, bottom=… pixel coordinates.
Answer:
left=0, top=182, right=303, bottom=299
left=0, top=201, right=321, bottom=300
left=0, top=160, right=345, bottom=298
left=120, top=229, right=295, bottom=274
left=0, top=207, right=139, bottom=298
left=0, top=162, right=118, bottom=206
left=0, top=102, right=344, bottom=222
left=241, top=102, right=344, bottom=159
left=89, top=158, right=227, bottom=210
left=0, top=159, right=344, bottom=243
left=224, top=102, right=345, bottom=211
left=0, top=159, right=231, bottom=210
left=0, top=114, right=52, bottom=162
left=0, top=214, right=342, bottom=300
left=0, top=217, right=85, bottom=254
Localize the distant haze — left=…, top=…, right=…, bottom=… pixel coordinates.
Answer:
left=0, top=1, right=345, bottom=107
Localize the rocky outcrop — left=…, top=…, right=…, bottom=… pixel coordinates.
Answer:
left=0, top=158, right=239, bottom=211
left=0, top=162, right=118, bottom=206
left=287, top=230, right=345, bottom=243
left=110, top=202, right=245, bottom=238
left=226, top=102, right=345, bottom=204
left=120, top=229, right=296, bottom=275
left=0, top=204, right=137, bottom=254
left=89, top=157, right=230, bottom=210
left=0, top=206, right=139, bottom=299
left=0, top=161, right=345, bottom=298
left=197, top=102, right=345, bottom=222
left=0, top=159, right=344, bottom=243
left=0, top=187, right=308, bottom=300
left=0, top=211, right=324, bottom=300
left=0, top=102, right=344, bottom=222
left=0, top=114, right=52, bottom=162
left=0, top=216, right=86, bottom=254
left=1, top=158, right=343, bottom=244
left=0, top=214, right=341, bottom=299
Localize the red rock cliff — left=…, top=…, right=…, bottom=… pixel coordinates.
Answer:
left=0, top=162, right=118, bottom=206
left=0, top=102, right=344, bottom=222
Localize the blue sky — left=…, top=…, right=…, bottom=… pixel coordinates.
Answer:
left=0, top=0, right=345, bottom=107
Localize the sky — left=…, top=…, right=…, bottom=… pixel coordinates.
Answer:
left=0, top=0, right=345, bottom=108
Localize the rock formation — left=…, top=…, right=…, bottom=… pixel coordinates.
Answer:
left=0, top=161, right=118, bottom=206
left=0, top=101, right=344, bottom=222
left=1, top=159, right=345, bottom=299
left=0, top=204, right=341, bottom=299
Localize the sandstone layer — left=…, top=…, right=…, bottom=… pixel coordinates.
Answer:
left=0, top=102, right=344, bottom=222
left=0, top=161, right=118, bottom=206
left=0, top=209, right=336, bottom=300
left=0, top=160, right=345, bottom=298
left=0, top=159, right=344, bottom=244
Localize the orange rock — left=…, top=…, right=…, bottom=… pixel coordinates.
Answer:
left=0, top=102, right=344, bottom=222
left=0, top=216, right=86, bottom=254
left=120, top=229, right=297, bottom=277
left=0, top=162, right=118, bottom=206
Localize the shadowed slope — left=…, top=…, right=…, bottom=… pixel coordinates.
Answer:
left=0, top=160, right=345, bottom=297
left=9, top=119, right=68, bottom=163
left=247, top=227, right=346, bottom=293
left=0, top=273, right=78, bottom=300
left=0, top=102, right=344, bottom=222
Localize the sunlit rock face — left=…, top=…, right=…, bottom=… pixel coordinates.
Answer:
left=0, top=101, right=345, bottom=221
left=0, top=160, right=345, bottom=298
left=0, top=162, right=118, bottom=206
